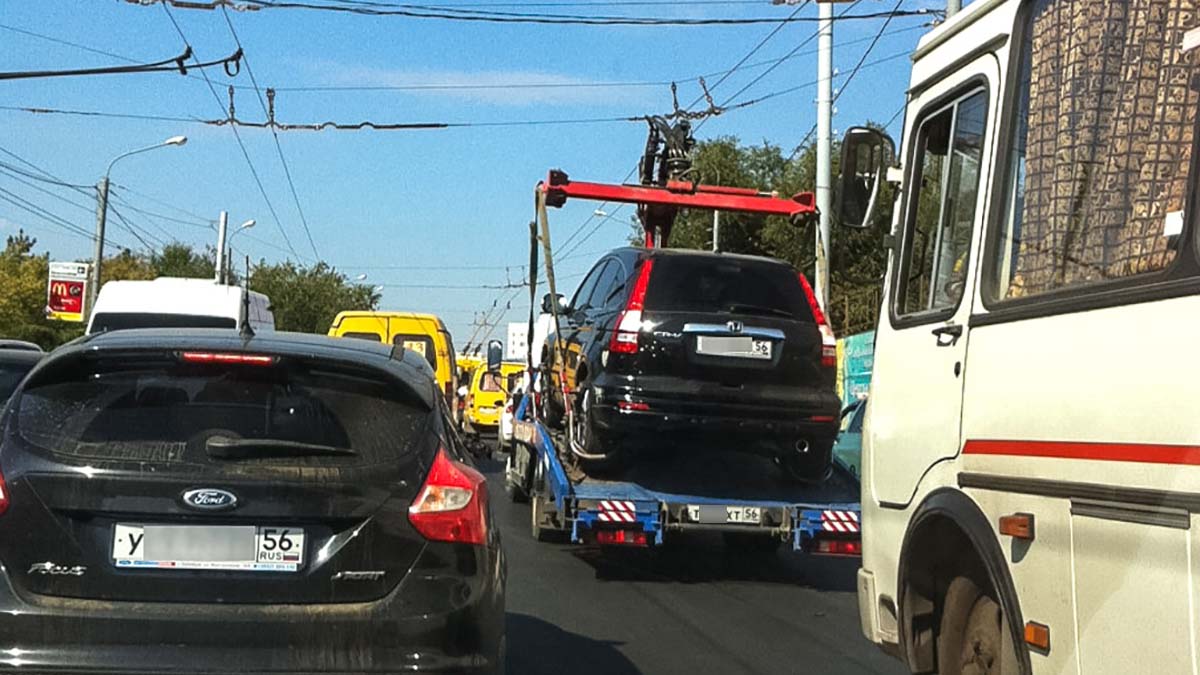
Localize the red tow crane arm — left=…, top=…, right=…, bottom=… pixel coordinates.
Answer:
left=537, top=169, right=818, bottom=248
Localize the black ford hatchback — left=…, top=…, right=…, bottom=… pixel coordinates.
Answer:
left=0, top=329, right=505, bottom=673
left=543, top=247, right=841, bottom=481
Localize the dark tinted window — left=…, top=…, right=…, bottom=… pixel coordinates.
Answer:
left=570, top=261, right=607, bottom=310
left=90, top=313, right=237, bottom=332
left=586, top=261, right=622, bottom=311
left=0, top=360, right=38, bottom=402
left=342, top=331, right=382, bottom=342
left=13, top=356, right=428, bottom=467
left=392, top=334, right=436, bottom=369
left=848, top=402, right=865, bottom=433
left=643, top=256, right=813, bottom=321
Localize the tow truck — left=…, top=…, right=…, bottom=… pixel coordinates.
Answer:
left=500, top=116, right=863, bottom=555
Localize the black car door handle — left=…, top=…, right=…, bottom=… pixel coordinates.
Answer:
left=932, top=323, right=963, bottom=347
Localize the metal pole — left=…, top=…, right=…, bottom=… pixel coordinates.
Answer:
left=946, top=0, right=960, bottom=18
left=215, top=211, right=228, bottom=284
left=88, top=176, right=110, bottom=319
left=712, top=211, right=720, bottom=252
left=815, top=0, right=834, bottom=308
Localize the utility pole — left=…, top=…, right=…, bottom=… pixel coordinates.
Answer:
left=88, top=176, right=110, bottom=317
left=946, top=0, right=961, bottom=18
left=712, top=211, right=720, bottom=252
left=815, top=0, right=834, bottom=308
left=215, top=211, right=229, bottom=284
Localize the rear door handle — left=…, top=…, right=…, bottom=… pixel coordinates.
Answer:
left=932, top=323, right=963, bottom=347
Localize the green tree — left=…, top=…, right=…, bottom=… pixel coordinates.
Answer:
left=0, top=231, right=84, bottom=347
left=250, top=260, right=380, bottom=333
left=151, top=243, right=218, bottom=279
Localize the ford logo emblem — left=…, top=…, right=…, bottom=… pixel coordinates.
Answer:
left=181, top=488, right=238, bottom=511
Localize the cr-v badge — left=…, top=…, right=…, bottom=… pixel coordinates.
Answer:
left=181, top=488, right=239, bottom=511
left=28, top=562, right=86, bottom=576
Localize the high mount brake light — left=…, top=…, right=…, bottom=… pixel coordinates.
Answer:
left=609, top=258, right=655, bottom=355
left=408, top=447, right=488, bottom=546
left=797, top=274, right=837, bottom=368
left=180, top=352, right=275, bottom=366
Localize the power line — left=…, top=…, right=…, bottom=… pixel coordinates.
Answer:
left=0, top=46, right=242, bottom=81
left=159, top=2, right=304, bottom=261
left=698, top=0, right=810, bottom=105
left=0, top=186, right=119, bottom=245
left=159, top=0, right=938, bottom=26
left=219, top=6, right=321, bottom=260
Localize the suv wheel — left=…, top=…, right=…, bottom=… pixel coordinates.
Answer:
left=571, top=386, right=624, bottom=474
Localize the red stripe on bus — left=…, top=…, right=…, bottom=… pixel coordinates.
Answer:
left=963, top=440, right=1200, bottom=466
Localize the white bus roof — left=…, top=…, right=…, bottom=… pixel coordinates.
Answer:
left=92, top=278, right=268, bottom=317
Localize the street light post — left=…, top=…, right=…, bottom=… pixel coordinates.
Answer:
left=223, top=218, right=255, bottom=284
left=88, top=136, right=187, bottom=317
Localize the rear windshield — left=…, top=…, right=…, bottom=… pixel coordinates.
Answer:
left=12, top=356, right=429, bottom=467
left=643, top=256, right=813, bottom=321
left=0, top=360, right=38, bottom=403
left=91, top=313, right=236, bottom=333
left=392, top=334, right=437, bottom=369
left=478, top=372, right=503, bottom=393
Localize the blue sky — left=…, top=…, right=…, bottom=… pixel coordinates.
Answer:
left=0, top=0, right=937, bottom=343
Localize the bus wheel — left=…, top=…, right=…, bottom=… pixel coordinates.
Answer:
left=938, top=576, right=1007, bottom=675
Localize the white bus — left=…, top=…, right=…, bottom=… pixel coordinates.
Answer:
left=835, top=0, right=1199, bottom=673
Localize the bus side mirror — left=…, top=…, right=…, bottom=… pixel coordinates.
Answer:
left=486, top=339, right=504, bottom=373
left=835, top=126, right=895, bottom=230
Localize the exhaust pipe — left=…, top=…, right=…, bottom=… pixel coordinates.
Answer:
left=795, top=439, right=810, bottom=455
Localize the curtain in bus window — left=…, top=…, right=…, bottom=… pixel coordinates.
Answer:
left=999, top=0, right=1198, bottom=298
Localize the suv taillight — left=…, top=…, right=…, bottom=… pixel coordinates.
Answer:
left=0, top=469, right=9, bottom=516
left=408, top=447, right=488, bottom=545
left=609, top=258, right=655, bottom=355
left=798, top=274, right=836, bottom=368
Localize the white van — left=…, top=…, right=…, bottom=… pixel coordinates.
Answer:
left=86, top=278, right=275, bottom=335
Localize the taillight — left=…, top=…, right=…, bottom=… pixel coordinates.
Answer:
left=0, top=469, right=10, bottom=517
left=445, top=382, right=454, bottom=402
left=408, top=447, right=488, bottom=545
left=594, top=529, right=648, bottom=546
left=609, top=258, right=655, bottom=355
left=180, top=352, right=275, bottom=366
left=812, top=537, right=861, bottom=556
left=798, top=274, right=837, bottom=368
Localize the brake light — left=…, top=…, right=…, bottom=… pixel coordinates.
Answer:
left=595, top=529, right=648, bottom=546
left=180, top=352, right=275, bottom=366
left=408, top=447, right=488, bottom=545
left=813, top=538, right=861, bottom=556
left=445, top=382, right=454, bottom=403
left=797, top=274, right=837, bottom=368
left=0, top=469, right=9, bottom=517
left=609, top=258, right=655, bottom=355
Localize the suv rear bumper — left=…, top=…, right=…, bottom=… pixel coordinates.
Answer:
left=590, top=375, right=840, bottom=441
left=0, top=543, right=504, bottom=674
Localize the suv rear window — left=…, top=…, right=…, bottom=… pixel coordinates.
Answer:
left=90, top=313, right=237, bottom=332
left=12, top=356, right=429, bottom=467
left=643, top=256, right=813, bottom=321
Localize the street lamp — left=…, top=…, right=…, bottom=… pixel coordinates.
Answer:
left=355, top=273, right=368, bottom=281
left=90, top=135, right=188, bottom=315
left=217, top=218, right=255, bottom=284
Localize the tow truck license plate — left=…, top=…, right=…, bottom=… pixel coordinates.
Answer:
left=112, top=524, right=305, bottom=572
left=695, top=336, right=772, bottom=360
left=687, top=505, right=763, bottom=525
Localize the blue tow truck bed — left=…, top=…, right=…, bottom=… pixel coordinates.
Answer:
left=508, top=395, right=862, bottom=555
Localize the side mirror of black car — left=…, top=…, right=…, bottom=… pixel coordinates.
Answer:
left=486, top=339, right=504, bottom=373
left=541, top=292, right=567, bottom=315
left=835, top=126, right=896, bottom=230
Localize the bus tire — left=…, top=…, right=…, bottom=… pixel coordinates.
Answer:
left=937, top=575, right=1012, bottom=675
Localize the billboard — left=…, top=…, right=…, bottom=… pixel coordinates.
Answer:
left=837, top=330, right=874, bottom=406
left=46, top=262, right=89, bottom=323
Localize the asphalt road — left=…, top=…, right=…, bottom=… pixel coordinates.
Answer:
left=481, top=459, right=907, bottom=675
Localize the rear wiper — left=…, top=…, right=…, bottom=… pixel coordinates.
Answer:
left=726, top=303, right=795, bottom=318
left=206, top=436, right=358, bottom=460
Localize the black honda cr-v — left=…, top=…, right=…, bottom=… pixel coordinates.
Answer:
left=0, top=328, right=505, bottom=673
left=542, top=247, right=841, bottom=481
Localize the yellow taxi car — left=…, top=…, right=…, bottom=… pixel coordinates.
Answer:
left=464, top=361, right=524, bottom=433
left=328, top=311, right=459, bottom=405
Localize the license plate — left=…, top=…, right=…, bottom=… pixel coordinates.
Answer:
left=112, top=524, right=305, bottom=572
left=687, top=505, right=763, bottom=525
left=695, top=336, right=772, bottom=360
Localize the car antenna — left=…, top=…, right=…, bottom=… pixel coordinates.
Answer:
left=239, top=254, right=255, bottom=339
